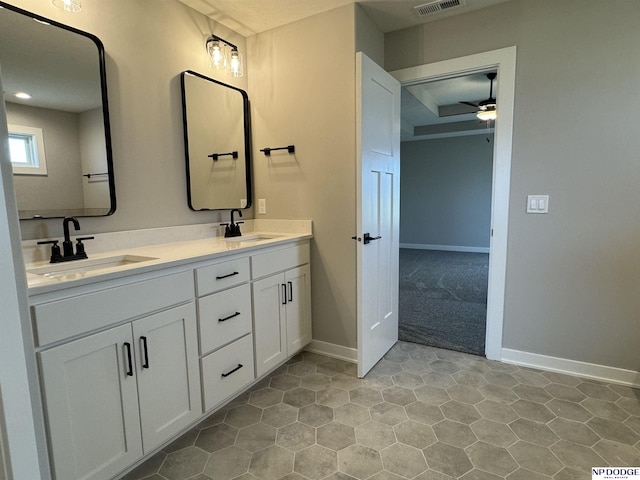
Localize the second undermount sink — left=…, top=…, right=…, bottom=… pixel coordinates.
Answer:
left=27, top=255, right=158, bottom=278
left=224, top=233, right=282, bottom=244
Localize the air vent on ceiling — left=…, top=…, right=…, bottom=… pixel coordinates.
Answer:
left=414, top=0, right=464, bottom=17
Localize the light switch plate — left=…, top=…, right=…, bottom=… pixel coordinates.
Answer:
left=527, top=195, right=549, bottom=214
left=258, top=198, right=266, bottom=215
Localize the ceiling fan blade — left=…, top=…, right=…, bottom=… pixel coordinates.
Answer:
left=459, top=101, right=478, bottom=108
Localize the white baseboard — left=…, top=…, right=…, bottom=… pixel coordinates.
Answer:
left=305, top=340, right=357, bottom=363
left=400, top=243, right=490, bottom=254
left=501, top=348, right=640, bottom=388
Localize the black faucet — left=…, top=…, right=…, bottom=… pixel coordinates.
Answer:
left=38, top=217, right=94, bottom=263
left=223, top=209, right=244, bottom=237
left=62, top=217, right=81, bottom=257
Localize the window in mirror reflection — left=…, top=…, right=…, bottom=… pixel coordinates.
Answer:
left=8, top=124, right=48, bottom=175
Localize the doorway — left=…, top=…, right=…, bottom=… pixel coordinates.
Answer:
left=398, top=72, right=495, bottom=356
left=390, top=46, right=517, bottom=360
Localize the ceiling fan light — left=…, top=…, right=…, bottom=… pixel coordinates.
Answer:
left=477, top=109, right=497, bottom=121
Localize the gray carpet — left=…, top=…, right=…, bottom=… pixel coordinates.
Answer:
left=399, top=248, right=489, bottom=356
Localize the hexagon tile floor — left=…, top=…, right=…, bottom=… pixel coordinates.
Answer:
left=121, top=341, right=640, bottom=480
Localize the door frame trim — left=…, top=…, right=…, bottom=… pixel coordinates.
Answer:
left=390, top=46, right=517, bottom=360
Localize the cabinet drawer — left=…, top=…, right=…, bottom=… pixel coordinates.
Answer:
left=198, top=284, right=252, bottom=355
left=33, top=271, right=194, bottom=347
left=201, top=334, right=254, bottom=412
left=195, top=257, right=250, bottom=296
left=251, top=243, right=310, bottom=279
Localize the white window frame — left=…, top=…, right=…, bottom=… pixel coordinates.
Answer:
left=8, top=124, right=47, bottom=175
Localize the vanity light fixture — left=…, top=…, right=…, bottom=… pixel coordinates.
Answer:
left=52, top=0, right=82, bottom=13
left=205, top=34, right=243, bottom=78
left=14, top=92, right=32, bottom=99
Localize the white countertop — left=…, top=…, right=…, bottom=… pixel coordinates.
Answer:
left=25, top=220, right=312, bottom=296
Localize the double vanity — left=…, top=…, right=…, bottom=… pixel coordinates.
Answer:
left=25, top=220, right=312, bottom=480
left=3, top=3, right=308, bottom=478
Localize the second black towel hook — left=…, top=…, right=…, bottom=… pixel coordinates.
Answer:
left=260, top=145, right=295, bottom=156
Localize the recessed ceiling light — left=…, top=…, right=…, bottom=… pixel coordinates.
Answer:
left=52, top=0, right=82, bottom=13
left=14, top=92, right=32, bottom=99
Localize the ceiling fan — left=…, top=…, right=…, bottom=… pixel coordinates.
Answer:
left=460, top=72, right=497, bottom=120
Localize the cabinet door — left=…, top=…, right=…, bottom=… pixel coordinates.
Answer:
left=133, top=303, right=202, bottom=453
left=252, top=273, right=287, bottom=377
left=39, top=324, right=142, bottom=480
left=285, top=265, right=312, bottom=355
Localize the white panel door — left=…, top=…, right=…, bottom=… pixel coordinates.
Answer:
left=39, top=324, right=142, bottom=480
left=134, top=303, right=201, bottom=453
left=356, top=52, right=401, bottom=377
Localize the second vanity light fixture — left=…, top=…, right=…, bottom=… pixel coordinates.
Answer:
left=205, top=34, right=243, bottom=78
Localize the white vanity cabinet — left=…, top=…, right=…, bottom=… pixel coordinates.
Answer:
left=33, top=271, right=201, bottom=480
left=27, top=233, right=312, bottom=480
left=252, top=245, right=312, bottom=377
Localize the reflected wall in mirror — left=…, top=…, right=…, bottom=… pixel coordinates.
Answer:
left=181, top=70, right=252, bottom=211
left=0, top=2, right=115, bottom=220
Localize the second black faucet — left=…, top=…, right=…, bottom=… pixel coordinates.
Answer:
left=223, top=209, right=244, bottom=238
left=62, top=216, right=81, bottom=257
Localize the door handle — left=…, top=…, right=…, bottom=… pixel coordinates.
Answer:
left=221, top=364, right=243, bottom=378
left=219, top=311, right=241, bottom=322
left=282, top=284, right=287, bottom=305
left=363, top=233, right=381, bottom=245
left=216, top=271, right=239, bottom=280
left=287, top=281, right=293, bottom=303
left=140, top=336, right=149, bottom=369
left=124, top=342, right=134, bottom=377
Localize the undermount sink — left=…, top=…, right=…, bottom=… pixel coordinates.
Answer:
left=224, top=233, right=282, bottom=244
left=27, top=255, right=158, bottom=278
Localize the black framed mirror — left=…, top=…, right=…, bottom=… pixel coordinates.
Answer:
left=180, top=70, right=252, bottom=211
left=0, top=2, right=115, bottom=220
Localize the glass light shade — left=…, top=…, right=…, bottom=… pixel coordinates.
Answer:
left=477, top=109, right=497, bottom=121
left=207, top=40, right=223, bottom=69
left=230, top=49, right=243, bottom=78
left=52, top=0, right=81, bottom=13
left=205, top=36, right=243, bottom=77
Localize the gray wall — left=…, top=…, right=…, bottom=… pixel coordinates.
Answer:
left=400, top=135, right=493, bottom=250
left=7, top=103, right=85, bottom=211
left=386, top=0, right=640, bottom=370
left=79, top=107, right=109, bottom=210
left=248, top=5, right=360, bottom=349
